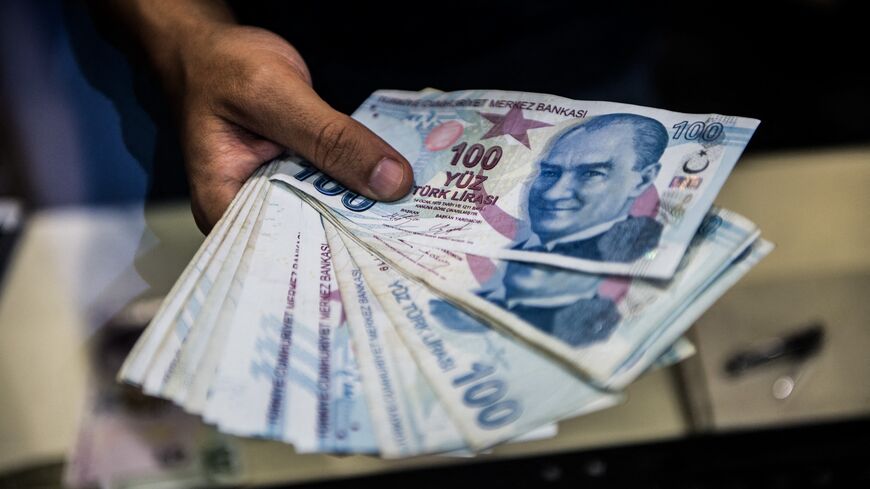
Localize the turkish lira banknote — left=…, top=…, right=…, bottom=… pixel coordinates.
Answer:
left=272, top=89, right=759, bottom=279
left=325, top=219, right=619, bottom=451
left=117, top=89, right=769, bottom=459
left=289, top=183, right=762, bottom=386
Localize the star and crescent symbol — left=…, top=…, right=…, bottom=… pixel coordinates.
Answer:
left=479, top=106, right=552, bottom=149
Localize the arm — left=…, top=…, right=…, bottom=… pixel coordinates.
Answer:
left=91, top=0, right=412, bottom=232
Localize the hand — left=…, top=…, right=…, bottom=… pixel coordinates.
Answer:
left=171, top=26, right=412, bottom=232
left=98, top=0, right=413, bottom=232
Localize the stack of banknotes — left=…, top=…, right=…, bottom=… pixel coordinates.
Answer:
left=119, top=89, right=772, bottom=458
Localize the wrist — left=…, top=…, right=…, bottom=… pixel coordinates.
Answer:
left=118, top=0, right=237, bottom=97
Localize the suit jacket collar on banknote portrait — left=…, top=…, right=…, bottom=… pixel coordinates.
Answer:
left=477, top=276, right=622, bottom=348
left=505, top=297, right=621, bottom=348
left=428, top=293, right=621, bottom=348
left=481, top=276, right=596, bottom=310
left=517, top=215, right=663, bottom=263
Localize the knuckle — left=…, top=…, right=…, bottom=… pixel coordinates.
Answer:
left=216, top=60, right=303, bottom=123
left=239, top=62, right=278, bottom=99
left=313, top=119, right=359, bottom=174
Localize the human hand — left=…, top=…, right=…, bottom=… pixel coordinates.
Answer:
left=101, top=0, right=413, bottom=232
left=168, top=25, right=412, bottom=231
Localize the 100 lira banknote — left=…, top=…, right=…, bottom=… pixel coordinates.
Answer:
left=273, top=89, right=759, bottom=279
left=299, top=184, right=764, bottom=387
left=114, top=88, right=769, bottom=458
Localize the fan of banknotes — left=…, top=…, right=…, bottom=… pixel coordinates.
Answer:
left=119, top=89, right=772, bottom=458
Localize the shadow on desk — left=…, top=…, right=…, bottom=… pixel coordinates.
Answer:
left=2, top=418, right=868, bottom=489
left=276, top=419, right=870, bottom=489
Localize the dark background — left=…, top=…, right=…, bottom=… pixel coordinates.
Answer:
left=230, top=0, right=870, bottom=151
left=0, top=0, right=868, bottom=209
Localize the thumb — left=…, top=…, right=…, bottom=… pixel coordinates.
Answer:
left=303, top=108, right=413, bottom=201
left=228, top=72, right=413, bottom=201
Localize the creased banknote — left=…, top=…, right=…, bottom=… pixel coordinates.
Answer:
left=145, top=178, right=272, bottom=399
left=325, top=220, right=468, bottom=457
left=606, top=237, right=773, bottom=388
left=290, top=186, right=759, bottom=386
left=116, top=88, right=768, bottom=459
left=331, top=219, right=620, bottom=449
left=272, top=89, right=759, bottom=279
left=119, top=165, right=272, bottom=386
left=205, top=181, right=377, bottom=453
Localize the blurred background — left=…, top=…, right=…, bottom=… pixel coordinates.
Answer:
left=0, top=0, right=868, bottom=488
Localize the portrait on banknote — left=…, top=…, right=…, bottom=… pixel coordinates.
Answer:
left=517, top=113, right=668, bottom=263
left=484, top=260, right=623, bottom=347
left=429, top=257, right=625, bottom=348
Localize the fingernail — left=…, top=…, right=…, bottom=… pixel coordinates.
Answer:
left=368, top=157, right=407, bottom=199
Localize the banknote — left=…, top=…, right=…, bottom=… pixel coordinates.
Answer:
left=181, top=207, right=265, bottom=413
left=606, top=237, right=773, bottom=388
left=119, top=165, right=270, bottom=386
left=142, top=173, right=269, bottom=394
left=272, top=89, right=759, bottom=279
left=205, top=186, right=377, bottom=453
left=335, top=224, right=620, bottom=449
left=329, top=214, right=565, bottom=455
left=182, top=181, right=289, bottom=413
left=290, top=232, right=377, bottom=454
left=650, top=337, right=696, bottom=371
left=200, top=181, right=307, bottom=437
left=145, top=176, right=272, bottom=398
left=289, top=186, right=758, bottom=386
left=114, top=83, right=770, bottom=458
left=325, top=219, right=468, bottom=457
